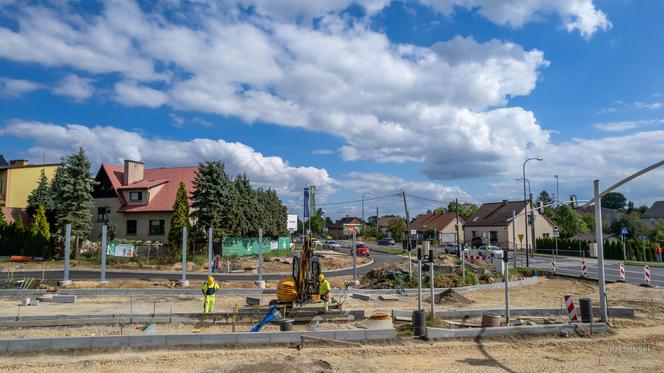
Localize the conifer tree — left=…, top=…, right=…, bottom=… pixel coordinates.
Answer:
left=169, top=181, right=191, bottom=257
left=30, top=203, right=51, bottom=241
left=54, top=148, right=95, bottom=240
left=191, top=161, right=230, bottom=238
left=27, top=169, right=53, bottom=215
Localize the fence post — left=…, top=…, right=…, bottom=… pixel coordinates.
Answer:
left=207, top=227, right=213, bottom=276
left=179, top=226, right=189, bottom=287
left=256, top=228, right=265, bottom=288
left=59, top=224, right=72, bottom=286
left=100, top=225, right=107, bottom=283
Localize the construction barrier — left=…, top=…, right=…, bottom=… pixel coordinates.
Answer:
left=564, top=294, right=578, bottom=321
left=580, top=261, right=587, bottom=278
left=464, top=255, right=482, bottom=261
left=551, top=257, right=556, bottom=273
left=618, top=262, right=625, bottom=282
left=644, top=264, right=651, bottom=287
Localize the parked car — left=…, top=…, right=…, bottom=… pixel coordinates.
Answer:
left=354, top=243, right=370, bottom=256
left=443, top=243, right=460, bottom=255
left=323, top=240, right=341, bottom=249
left=477, top=245, right=503, bottom=259
left=377, top=237, right=395, bottom=246
left=313, top=239, right=322, bottom=247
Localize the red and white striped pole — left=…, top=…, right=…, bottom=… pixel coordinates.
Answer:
left=551, top=256, right=556, bottom=273
left=618, top=262, right=625, bottom=282
left=644, top=264, right=651, bottom=287
left=564, top=294, right=578, bottom=321
left=581, top=260, right=587, bottom=279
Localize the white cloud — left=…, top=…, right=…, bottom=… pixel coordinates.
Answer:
left=594, top=119, right=664, bottom=132
left=113, top=81, right=168, bottom=108
left=312, top=149, right=333, bottom=155
left=0, top=77, right=41, bottom=98
left=52, top=74, right=94, bottom=101
left=1, top=120, right=335, bottom=201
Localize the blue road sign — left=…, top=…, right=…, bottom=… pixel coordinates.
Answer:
left=621, top=227, right=629, bottom=236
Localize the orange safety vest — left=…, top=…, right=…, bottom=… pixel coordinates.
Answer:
left=657, top=246, right=662, bottom=254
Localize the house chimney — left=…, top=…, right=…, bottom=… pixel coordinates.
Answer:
left=9, top=159, right=28, bottom=167
left=123, top=160, right=144, bottom=185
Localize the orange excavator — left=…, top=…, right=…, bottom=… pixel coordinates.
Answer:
left=276, top=232, right=322, bottom=304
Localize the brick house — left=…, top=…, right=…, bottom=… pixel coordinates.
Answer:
left=91, top=160, right=197, bottom=242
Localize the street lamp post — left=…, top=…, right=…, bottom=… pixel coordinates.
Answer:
left=523, top=156, right=542, bottom=268
left=516, top=178, right=531, bottom=197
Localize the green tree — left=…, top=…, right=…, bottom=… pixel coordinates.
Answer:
left=191, top=161, right=231, bottom=238
left=30, top=203, right=50, bottom=241
left=554, top=205, right=589, bottom=238
left=309, top=208, right=325, bottom=236
left=536, top=190, right=553, bottom=207
left=169, top=182, right=191, bottom=257
left=27, top=170, right=53, bottom=215
left=433, top=206, right=447, bottom=214
left=54, top=148, right=95, bottom=255
left=388, top=217, right=406, bottom=241
left=447, top=201, right=478, bottom=220
left=602, top=192, right=627, bottom=210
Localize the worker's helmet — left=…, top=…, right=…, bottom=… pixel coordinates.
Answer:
left=318, top=274, right=325, bottom=281
left=207, top=276, right=214, bottom=284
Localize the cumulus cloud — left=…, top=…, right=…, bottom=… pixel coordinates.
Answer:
left=0, top=77, right=41, bottom=98
left=1, top=120, right=335, bottom=202
left=113, top=81, right=168, bottom=108
left=594, top=119, right=664, bottom=132
left=52, top=74, right=94, bottom=101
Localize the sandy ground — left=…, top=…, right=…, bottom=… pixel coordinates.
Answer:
left=0, top=277, right=663, bottom=371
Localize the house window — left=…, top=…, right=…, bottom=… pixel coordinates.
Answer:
left=97, top=207, right=110, bottom=221
left=149, top=220, right=165, bottom=235
left=490, top=231, right=498, bottom=242
left=543, top=233, right=550, bottom=238
left=472, top=231, right=477, bottom=238
left=126, top=220, right=137, bottom=235
left=129, top=191, right=142, bottom=201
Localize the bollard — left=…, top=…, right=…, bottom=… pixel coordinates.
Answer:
left=207, top=227, right=213, bottom=276
left=179, top=226, right=189, bottom=287
left=412, top=309, right=426, bottom=337
left=258, top=228, right=263, bottom=282
left=579, top=298, right=593, bottom=323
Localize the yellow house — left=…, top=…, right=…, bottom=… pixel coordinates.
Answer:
left=0, top=157, right=59, bottom=209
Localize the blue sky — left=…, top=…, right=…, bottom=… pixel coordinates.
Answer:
left=1, top=0, right=663, bottom=219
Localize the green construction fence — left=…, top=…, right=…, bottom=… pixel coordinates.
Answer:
left=221, top=236, right=292, bottom=257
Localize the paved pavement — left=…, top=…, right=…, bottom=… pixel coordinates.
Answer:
left=529, top=254, right=664, bottom=288
left=0, top=250, right=404, bottom=282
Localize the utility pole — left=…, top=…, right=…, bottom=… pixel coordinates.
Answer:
left=402, top=190, right=412, bottom=277
left=523, top=157, right=543, bottom=267
left=376, top=207, right=379, bottom=235
left=512, top=211, right=517, bottom=268
left=429, top=245, right=435, bottom=317
left=555, top=174, right=559, bottom=206
left=530, top=193, right=537, bottom=254
left=594, top=180, right=608, bottom=322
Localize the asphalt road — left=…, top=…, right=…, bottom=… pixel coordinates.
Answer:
left=1, top=250, right=404, bottom=282
left=529, top=254, right=664, bottom=288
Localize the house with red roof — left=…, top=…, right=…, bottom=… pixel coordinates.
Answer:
left=409, top=212, right=465, bottom=244
left=91, top=160, right=197, bottom=242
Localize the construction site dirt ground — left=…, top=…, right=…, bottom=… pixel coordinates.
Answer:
left=0, top=277, right=663, bottom=372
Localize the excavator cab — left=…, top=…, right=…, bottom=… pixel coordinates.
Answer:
left=276, top=233, right=321, bottom=304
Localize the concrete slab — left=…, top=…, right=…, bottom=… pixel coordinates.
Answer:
left=235, top=332, right=271, bottom=345
left=365, top=328, right=397, bottom=340
left=334, top=330, right=367, bottom=341
left=0, top=339, right=8, bottom=352
left=268, top=331, right=305, bottom=344
left=8, top=338, right=51, bottom=352
left=52, top=294, right=77, bottom=303
left=91, top=336, right=130, bottom=348
left=201, top=333, right=237, bottom=346
left=351, top=293, right=373, bottom=301
left=426, top=322, right=609, bottom=339
left=434, top=307, right=634, bottom=319
left=51, top=337, right=91, bottom=350
left=166, top=334, right=202, bottom=346
left=130, top=335, right=167, bottom=347
left=245, top=297, right=264, bottom=306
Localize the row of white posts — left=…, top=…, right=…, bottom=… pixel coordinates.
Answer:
left=60, top=224, right=267, bottom=287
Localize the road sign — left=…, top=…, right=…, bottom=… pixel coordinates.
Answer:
left=552, top=226, right=560, bottom=238
left=287, top=214, right=298, bottom=231
left=410, top=229, right=416, bottom=235
left=343, top=223, right=361, bottom=235
left=518, top=234, right=524, bottom=243
left=621, top=227, right=629, bottom=236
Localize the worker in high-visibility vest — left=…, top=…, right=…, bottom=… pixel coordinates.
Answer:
left=318, top=274, right=331, bottom=312
left=201, top=276, right=220, bottom=313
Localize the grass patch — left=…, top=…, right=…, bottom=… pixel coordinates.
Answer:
left=372, top=247, right=405, bottom=255
left=625, top=260, right=664, bottom=268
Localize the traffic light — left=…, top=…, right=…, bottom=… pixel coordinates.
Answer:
left=570, top=194, right=578, bottom=209
left=402, top=240, right=408, bottom=250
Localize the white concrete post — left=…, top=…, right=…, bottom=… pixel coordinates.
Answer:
left=417, top=248, right=423, bottom=311
left=352, top=229, right=357, bottom=282
left=258, top=228, right=263, bottom=282
left=100, top=225, right=107, bottom=282
left=180, top=226, right=189, bottom=287
left=504, top=255, right=510, bottom=325
left=594, top=180, right=608, bottom=322
left=429, top=255, right=435, bottom=317
left=207, top=227, right=213, bottom=276
left=60, top=224, right=72, bottom=286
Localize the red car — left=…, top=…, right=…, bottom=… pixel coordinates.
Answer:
left=354, top=243, right=370, bottom=256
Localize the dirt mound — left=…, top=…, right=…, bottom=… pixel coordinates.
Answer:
left=437, top=256, right=458, bottom=266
